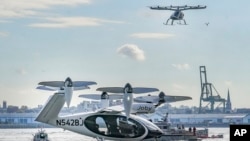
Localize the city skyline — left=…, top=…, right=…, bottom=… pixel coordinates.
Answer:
left=1, top=0, right=250, bottom=108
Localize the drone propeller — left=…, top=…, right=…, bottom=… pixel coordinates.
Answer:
left=97, top=83, right=159, bottom=120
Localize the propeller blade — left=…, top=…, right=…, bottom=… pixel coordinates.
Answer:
left=73, top=81, right=97, bottom=87
left=134, top=93, right=192, bottom=104
left=97, top=87, right=124, bottom=93
left=36, top=85, right=58, bottom=91
left=39, top=81, right=96, bottom=88
left=134, top=95, right=159, bottom=103
left=133, top=87, right=159, bottom=94
left=97, top=87, right=159, bottom=94
left=38, top=81, right=64, bottom=87
left=163, top=95, right=192, bottom=103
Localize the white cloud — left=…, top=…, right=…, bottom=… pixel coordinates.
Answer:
left=0, top=32, right=9, bottom=37
left=0, top=0, right=91, bottom=18
left=172, top=64, right=190, bottom=70
left=225, top=80, right=232, bottom=86
left=117, top=44, right=145, bottom=61
left=29, top=17, right=124, bottom=28
left=15, top=68, right=28, bottom=75
left=131, top=33, right=174, bottom=39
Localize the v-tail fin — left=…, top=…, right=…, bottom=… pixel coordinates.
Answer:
left=35, top=92, right=65, bottom=124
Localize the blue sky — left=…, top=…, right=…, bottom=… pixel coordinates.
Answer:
left=0, top=0, right=250, bottom=109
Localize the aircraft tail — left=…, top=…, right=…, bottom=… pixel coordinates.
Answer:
left=35, top=92, right=65, bottom=124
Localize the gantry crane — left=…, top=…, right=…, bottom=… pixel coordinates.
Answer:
left=199, top=66, right=226, bottom=113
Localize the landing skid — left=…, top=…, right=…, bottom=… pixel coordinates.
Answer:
left=163, top=22, right=173, bottom=25
left=163, top=19, right=187, bottom=26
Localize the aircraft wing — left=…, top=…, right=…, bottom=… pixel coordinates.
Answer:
left=134, top=95, right=192, bottom=103
left=73, top=86, right=89, bottom=91
left=97, top=105, right=124, bottom=114
left=97, top=87, right=159, bottom=94
left=79, top=94, right=123, bottom=100
left=164, top=95, right=192, bottom=103
left=79, top=94, right=102, bottom=100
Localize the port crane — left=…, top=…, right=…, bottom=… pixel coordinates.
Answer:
left=199, top=66, right=226, bottom=113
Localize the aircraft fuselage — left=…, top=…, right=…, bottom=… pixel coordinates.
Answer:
left=47, top=111, right=163, bottom=141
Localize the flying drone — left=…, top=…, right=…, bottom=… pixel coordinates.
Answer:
left=149, top=5, right=206, bottom=25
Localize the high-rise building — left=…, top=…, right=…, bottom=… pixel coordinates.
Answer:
left=3, top=101, right=7, bottom=109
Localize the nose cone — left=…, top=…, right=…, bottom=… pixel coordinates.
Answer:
left=144, top=119, right=163, bottom=139
left=147, top=129, right=163, bottom=138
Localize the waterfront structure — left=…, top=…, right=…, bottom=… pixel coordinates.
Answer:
left=1, top=112, right=250, bottom=128
left=146, top=113, right=250, bottom=127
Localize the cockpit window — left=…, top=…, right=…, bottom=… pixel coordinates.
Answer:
left=84, top=115, right=146, bottom=138
left=174, top=11, right=180, bottom=17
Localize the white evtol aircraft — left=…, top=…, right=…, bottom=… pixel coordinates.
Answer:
left=35, top=83, right=163, bottom=141
left=36, top=77, right=97, bottom=107
left=79, top=91, right=192, bottom=114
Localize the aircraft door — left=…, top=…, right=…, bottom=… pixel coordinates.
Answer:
left=84, top=115, right=146, bottom=138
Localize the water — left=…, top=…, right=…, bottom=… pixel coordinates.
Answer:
left=0, top=128, right=229, bottom=141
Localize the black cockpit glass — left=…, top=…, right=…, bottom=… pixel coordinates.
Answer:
left=174, top=11, right=180, bottom=17
left=84, top=115, right=146, bottom=138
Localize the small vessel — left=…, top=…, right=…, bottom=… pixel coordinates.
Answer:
left=154, top=113, right=223, bottom=140
left=152, top=113, right=201, bottom=141
left=33, top=128, right=49, bottom=141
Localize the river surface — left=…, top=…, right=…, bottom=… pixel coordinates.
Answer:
left=0, top=128, right=229, bottom=141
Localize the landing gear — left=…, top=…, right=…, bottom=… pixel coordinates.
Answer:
left=163, top=18, right=172, bottom=25
left=163, top=19, right=187, bottom=25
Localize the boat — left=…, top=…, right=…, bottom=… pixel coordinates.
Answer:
left=153, top=113, right=223, bottom=140
left=33, top=128, right=49, bottom=141
left=151, top=113, right=201, bottom=141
